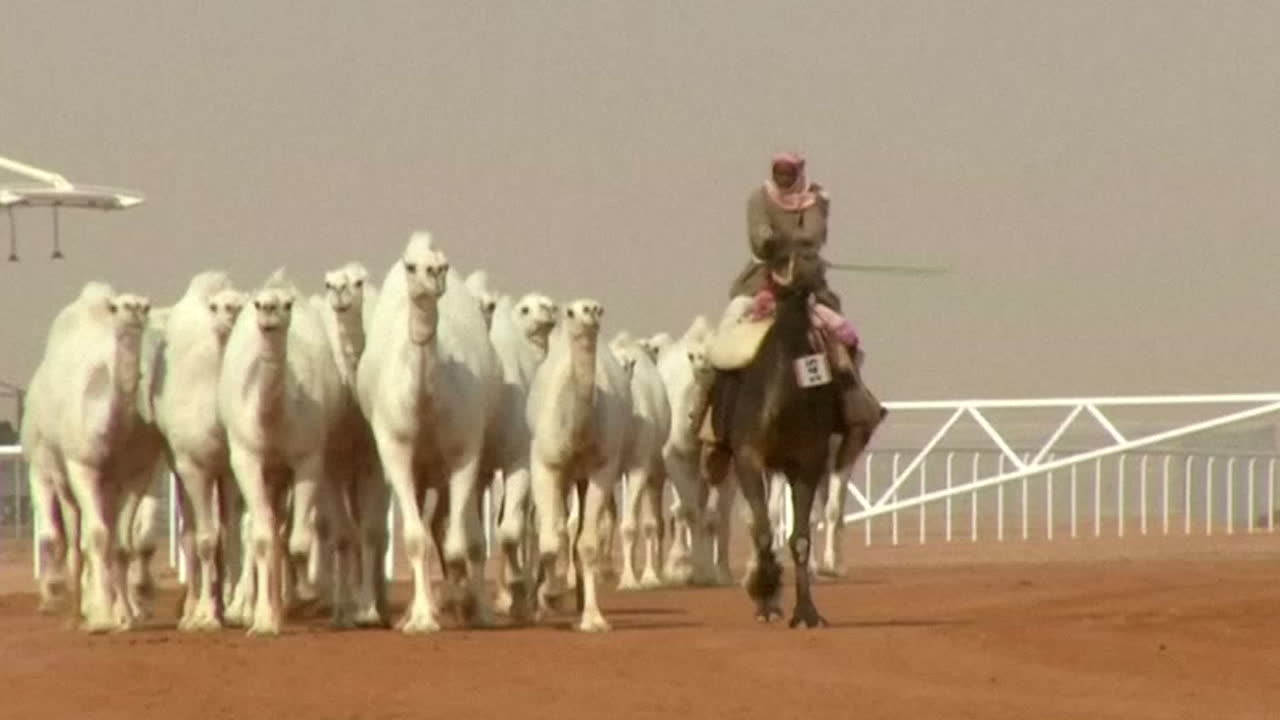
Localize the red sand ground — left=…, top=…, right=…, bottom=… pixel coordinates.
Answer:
left=1, top=532, right=1277, bottom=720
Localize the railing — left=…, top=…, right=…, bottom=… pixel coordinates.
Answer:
left=4, top=393, right=1279, bottom=580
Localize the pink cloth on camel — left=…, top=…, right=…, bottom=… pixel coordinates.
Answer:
left=748, top=289, right=859, bottom=348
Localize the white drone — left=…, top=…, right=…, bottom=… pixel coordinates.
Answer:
left=0, top=154, right=145, bottom=261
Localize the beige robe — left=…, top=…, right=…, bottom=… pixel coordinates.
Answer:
left=729, top=184, right=839, bottom=310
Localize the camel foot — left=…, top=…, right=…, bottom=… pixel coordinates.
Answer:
left=816, top=564, right=846, bottom=580
left=577, top=609, right=612, bottom=633
left=493, top=587, right=513, bottom=615
left=353, top=604, right=385, bottom=628
left=788, top=601, right=829, bottom=629
left=638, top=571, right=664, bottom=589
left=330, top=605, right=358, bottom=630
left=37, top=594, right=65, bottom=615
left=616, top=572, right=642, bottom=591
left=245, top=620, right=281, bottom=637
left=505, top=581, right=533, bottom=624
left=755, top=604, right=784, bottom=623
left=397, top=603, right=441, bottom=634
left=663, top=555, right=694, bottom=586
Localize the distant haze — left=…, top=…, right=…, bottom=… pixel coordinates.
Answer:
left=3, top=1, right=1279, bottom=420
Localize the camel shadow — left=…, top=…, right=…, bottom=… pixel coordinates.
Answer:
left=816, top=617, right=969, bottom=630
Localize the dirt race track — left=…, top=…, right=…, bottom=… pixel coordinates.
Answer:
left=1, top=533, right=1278, bottom=720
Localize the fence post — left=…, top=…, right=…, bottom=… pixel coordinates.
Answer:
left=864, top=454, right=874, bottom=546
left=1205, top=456, right=1215, bottom=535
left=1021, top=451, right=1030, bottom=540
left=1162, top=454, right=1171, bottom=536
left=1184, top=455, right=1194, bottom=535
left=1117, top=454, right=1126, bottom=538
left=1226, top=457, right=1236, bottom=535
left=890, top=453, right=900, bottom=546
left=996, top=455, right=1005, bottom=542
left=918, top=458, right=928, bottom=545
left=971, top=452, right=980, bottom=542
left=944, top=452, right=954, bottom=542
left=1247, top=458, right=1256, bottom=533
left=1139, top=455, right=1149, bottom=535
left=1070, top=462, right=1078, bottom=539
left=1046, top=453, right=1055, bottom=540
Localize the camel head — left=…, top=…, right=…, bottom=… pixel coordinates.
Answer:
left=323, top=263, right=367, bottom=316
left=514, top=293, right=557, bottom=350
left=464, top=270, right=499, bottom=329
left=107, top=293, right=151, bottom=337
left=251, top=287, right=295, bottom=338
left=638, top=332, right=672, bottom=363
left=402, top=235, right=449, bottom=344
left=610, top=341, right=641, bottom=379
left=768, top=249, right=827, bottom=299
left=563, top=298, right=604, bottom=342
left=208, top=288, right=247, bottom=341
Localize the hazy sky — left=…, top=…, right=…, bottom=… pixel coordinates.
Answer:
left=3, top=1, right=1279, bottom=413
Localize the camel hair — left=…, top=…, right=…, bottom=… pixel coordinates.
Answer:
left=526, top=296, right=632, bottom=632
left=464, top=269, right=499, bottom=331
left=217, top=267, right=344, bottom=635
left=356, top=231, right=502, bottom=632
left=609, top=332, right=673, bottom=591
left=152, top=271, right=249, bottom=630
left=21, top=281, right=153, bottom=632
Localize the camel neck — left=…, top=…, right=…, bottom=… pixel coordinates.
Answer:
left=566, top=333, right=597, bottom=440
left=109, top=332, right=143, bottom=423
left=333, top=312, right=365, bottom=381
left=408, top=297, right=438, bottom=345
left=253, top=339, right=288, bottom=425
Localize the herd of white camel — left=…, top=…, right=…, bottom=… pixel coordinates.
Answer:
left=18, top=230, right=852, bottom=635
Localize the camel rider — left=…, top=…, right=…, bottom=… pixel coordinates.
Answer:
left=698, top=152, right=884, bottom=460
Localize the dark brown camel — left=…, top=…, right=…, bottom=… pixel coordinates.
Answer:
left=702, top=250, right=881, bottom=627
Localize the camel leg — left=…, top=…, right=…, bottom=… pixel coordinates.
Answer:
left=175, top=459, right=221, bottom=630
left=229, top=449, right=284, bottom=636
left=221, top=476, right=255, bottom=627
left=286, top=484, right=319, bottom=607
left=495, top=465, right=534, bottom=621
left=55, top=482, right=84, bottom=629
left=819, top=468, right=848, bottom=578
left=440, top=457, right=492, bottom=627
left=111, top=485, right=142, bottom=628
left=662, top=449, right=698, bottom=585
left=353, top=462, right=390, bottom=627
left=531, top=458, right=570, bottom=618
left=64, top=460, right=120, bottom=632
left=706, top=475, right=737, bottom=586
left=616, top=472, right=644, bottom=590
left=597, top=490, right=618, bottom=586
left=128, top=492, right=160, bottom=622
left=29, top=457, right=68, bottom=613
left=722, top=448, right=781, bottom=623
left=379, top=440, right=439, bottom=633
left=322, top=472, right=358, bottom=629
left=575, top=471, right=614, bottom=632
left=638, top=470, right=665, bottom=588
left=787, top=471, right=828, bottom=629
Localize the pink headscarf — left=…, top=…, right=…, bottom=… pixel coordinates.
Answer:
left=764, top=151, right=819, bottom=212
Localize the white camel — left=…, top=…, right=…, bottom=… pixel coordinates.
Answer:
left=638, top=332, right=673, bottom=363
left=357, top=232, right=501, bottom=633
left=309, top=260, right=389, bottom=626
left=610, top=333, right=673, bottom=591
left=22, top=282, right=152, bottom=632
left=527, top=298, right=632, bottom=632
left=153, top=272, right=247, bottom=630
left=481, top=291, right=558, bottom=619
left=217, top=268, right=343, bottom=634
left=465, top=269, right=499, bottom=330
left=655, top=315, right=732, bottom=585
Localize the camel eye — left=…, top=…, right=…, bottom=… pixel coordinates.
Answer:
left=354, top=279, right=364, bottom=288
left=404, top=262, right=417, bottom=273
left=209, top=303, right=218, bottom=312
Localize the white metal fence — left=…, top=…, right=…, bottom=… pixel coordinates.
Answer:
left=4, top=392, right=1279, bottom=580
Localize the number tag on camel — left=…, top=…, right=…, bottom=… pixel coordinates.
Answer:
left=794, top=353, right=833, bottom=388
